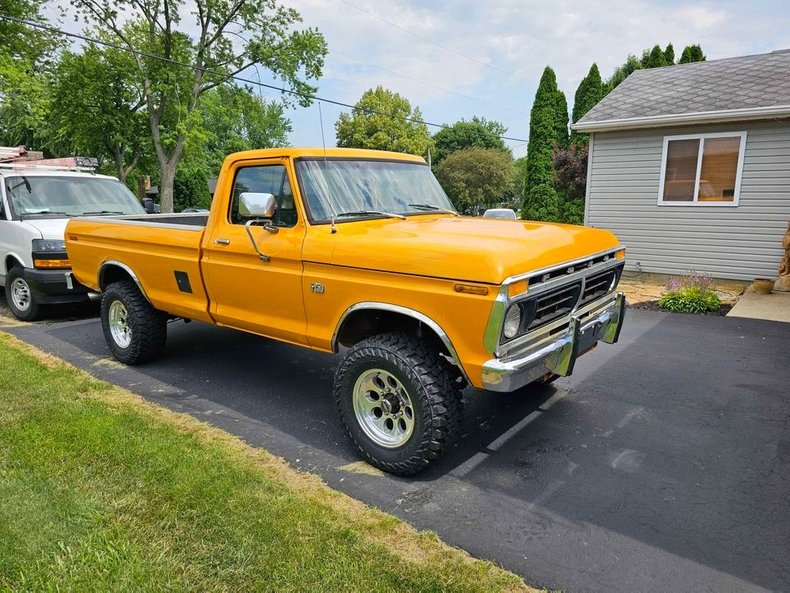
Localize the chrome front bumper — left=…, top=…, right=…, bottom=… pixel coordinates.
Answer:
left=481, top=292, right=626, bottom=392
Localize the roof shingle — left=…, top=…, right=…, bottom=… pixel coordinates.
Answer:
left=576, top=50, right=790, bottom=127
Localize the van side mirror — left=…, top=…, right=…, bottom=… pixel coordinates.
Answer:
left=239, top=192, right=276, bottom=219
left=142, top=197, right=157, bottom=214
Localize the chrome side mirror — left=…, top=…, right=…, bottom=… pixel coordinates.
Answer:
left=239, top=192, right=276, bottom=219
left=240, top=192, right=278, bottom=262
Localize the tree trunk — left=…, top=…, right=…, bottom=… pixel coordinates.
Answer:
left=113, top=148, right=126, bottom=184
left=159, top=161, right=177, bottom=213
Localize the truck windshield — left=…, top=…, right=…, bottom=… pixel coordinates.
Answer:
left=296, top=159, right=456, bottom=223
left=4, top=175, right=145, bottom=219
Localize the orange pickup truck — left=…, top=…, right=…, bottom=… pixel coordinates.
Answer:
left=65, top=147, right=626, bottom=475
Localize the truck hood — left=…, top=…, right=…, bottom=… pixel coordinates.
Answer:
left=16, top=218, right=70, bottom=241
left=324, top=215, right=621, bottom=285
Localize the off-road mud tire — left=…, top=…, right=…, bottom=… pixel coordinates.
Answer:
left=334, top=332, right=462, bottom=475
left=101, top=280, right=167, bottom=365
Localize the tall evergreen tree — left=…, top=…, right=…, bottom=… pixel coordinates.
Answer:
left=664, top=42, right=675, bottom=65
left=606, top=54, right=642, bottom=92
left=644, top=45, right=668, bottom=68
left=554, top=88, right=569, bottom=148
left=523, top=67, right=567, bottom=221
left=679, top=44, right=706, bottom=63
left=570, top=63, right=604, bottom=146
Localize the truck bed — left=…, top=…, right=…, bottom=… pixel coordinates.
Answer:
left=66, top=213, right=213, bottom=323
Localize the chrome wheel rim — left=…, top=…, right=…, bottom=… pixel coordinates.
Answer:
left=108, top=300, right=132, bottom=348
left=10, top=277, right=31, bottom=311
left=353, top=369, right=415, bottom=448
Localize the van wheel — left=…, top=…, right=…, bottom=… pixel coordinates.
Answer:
left=5, top=266, right=41, bottom=321
left=333, top=332, right=462, bottom=476
left=101, top=280, right=167, bottom=365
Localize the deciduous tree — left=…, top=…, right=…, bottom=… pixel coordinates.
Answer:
left=552, top=143, right=588, bottom=224
left=191, top=84, right=291, bottom=173
left=431, top=117, right=507, bottom=165
left=71, top=0, right=327, bottom=212
left=335, top=86, right=432, bottom=156
left=49, top=44, right=148, bottom=183
left=0, top=0, right=62, bottom=148
left=173, top=83, right=292, bottom=211
left=434, top=147, right=515, bottom=212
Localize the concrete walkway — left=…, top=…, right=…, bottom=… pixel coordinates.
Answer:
left=728, top=285, right=790, bottom=323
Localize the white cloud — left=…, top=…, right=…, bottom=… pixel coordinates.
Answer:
left=41, top=0, right=790, bottom=151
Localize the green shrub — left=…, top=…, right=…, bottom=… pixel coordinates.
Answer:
left=658, top=286, right=721, bottom=313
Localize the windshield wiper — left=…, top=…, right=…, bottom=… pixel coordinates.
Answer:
left=335, top=210, right=406, bottom=220
left=8, top=176, right=31, bottom=193
left=408, top=203, right=459, bottom=216
left=21, top=210, right=72, bottom=217
left=82, top=210, right=124, bottom=216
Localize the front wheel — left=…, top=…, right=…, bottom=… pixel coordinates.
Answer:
left=333, top=333, right=462, bottom=476
left=101, top=280, right=167, bottom=365
left=4, top=266, right=41, bottom=321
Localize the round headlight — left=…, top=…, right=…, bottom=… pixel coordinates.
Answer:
left=503, top=304, right=522, bottom=339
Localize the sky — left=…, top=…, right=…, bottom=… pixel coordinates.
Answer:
left=44, top=0, right=790, bottom=158
left=276, top=0, right=790, bottom=157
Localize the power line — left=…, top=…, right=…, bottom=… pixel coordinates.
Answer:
left=0, top=14, right=530, bottom=143
left=337, top=0, right=529, bottom=83
left=333, top=49, right=524, bottom=116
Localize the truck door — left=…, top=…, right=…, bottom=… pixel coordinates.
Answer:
left=201, top=158, right=307, bottom=346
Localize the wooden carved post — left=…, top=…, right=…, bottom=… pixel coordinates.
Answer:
left=774, top=221, right=790, bottom=292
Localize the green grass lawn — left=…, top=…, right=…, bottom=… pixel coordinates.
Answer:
left=0, top=333, right=534, bottom=592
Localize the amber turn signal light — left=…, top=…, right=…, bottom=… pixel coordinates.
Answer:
left=453, top=283, right=489, bottom=296
left=615, top=249, right=625, bottom=260
left=507, top=279, right=529, bottom=298
left=33, top=259, right=70, bottom=269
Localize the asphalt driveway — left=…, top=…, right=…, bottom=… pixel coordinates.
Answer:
left=1, top=298, right=788, bottom=593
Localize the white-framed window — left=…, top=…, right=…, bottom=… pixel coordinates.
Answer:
left=657, top=131, right=747, bottom=206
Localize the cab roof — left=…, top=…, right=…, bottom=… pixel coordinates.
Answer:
left=226, top=147, right=428, bottom=163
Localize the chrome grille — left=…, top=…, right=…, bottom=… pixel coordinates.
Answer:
left=527, top=252, right=617, bottom=289
left=527, top=282, right=582, bottom=331
left=580, top=264, right=621, bottom=304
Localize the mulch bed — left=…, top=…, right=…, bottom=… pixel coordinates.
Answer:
left=628, top=300, right=734, bottom=316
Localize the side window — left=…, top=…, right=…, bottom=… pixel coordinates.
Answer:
left=229, top=164, right=297, bottom=227
left=659, top=132, right=746, bottom=205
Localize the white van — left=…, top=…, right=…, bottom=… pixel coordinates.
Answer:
left=0, top=164, right=145, bottom=320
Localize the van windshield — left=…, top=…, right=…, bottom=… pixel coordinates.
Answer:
left=296, top=159, right=456, bottom=223
left=4, top=175, right=145, bottom=219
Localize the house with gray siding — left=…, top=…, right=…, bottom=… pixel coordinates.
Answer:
left=572, top=50, right=790, bottom=281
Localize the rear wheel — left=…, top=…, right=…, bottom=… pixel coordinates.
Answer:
left=101, top=280, right=167, bottom=365
left=334, top=332, right=462, bottom=475
left=5, top=266, right=41, bottom=321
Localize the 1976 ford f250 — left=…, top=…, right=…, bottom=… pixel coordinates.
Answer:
left=65, top=148, right=626, bottom=475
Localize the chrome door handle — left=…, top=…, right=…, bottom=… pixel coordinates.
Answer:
left=214, top=238, right=231, bottom=245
